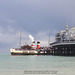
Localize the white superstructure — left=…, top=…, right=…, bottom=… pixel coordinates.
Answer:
left=10, top=48, right=38, bottom=55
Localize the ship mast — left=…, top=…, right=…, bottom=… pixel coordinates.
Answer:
left=19, top=31, right=22, bottom=48
left=48, top=33, right=50, bottom=47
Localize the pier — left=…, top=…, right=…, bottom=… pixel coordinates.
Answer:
left=49, top=41, right=75, bottom=56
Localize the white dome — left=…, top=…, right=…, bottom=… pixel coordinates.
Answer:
left=56, top=27, right=75, bottom=42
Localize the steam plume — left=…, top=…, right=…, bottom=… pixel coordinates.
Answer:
left=29, top=34, right=34, bottom=42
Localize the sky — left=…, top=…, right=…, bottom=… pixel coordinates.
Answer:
left=0, top=0, right=75, bottom=53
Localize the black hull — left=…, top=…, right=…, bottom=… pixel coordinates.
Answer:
left=11, top=52, right=38, bottom=55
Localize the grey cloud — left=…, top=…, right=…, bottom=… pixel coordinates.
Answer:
left=0, top=0, right=75, bottom=52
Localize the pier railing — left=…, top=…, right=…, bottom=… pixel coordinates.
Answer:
left=50, top=41, right=75, bottom=45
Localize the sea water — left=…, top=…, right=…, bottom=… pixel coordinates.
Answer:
left=0, top=54, right=75, bottom=75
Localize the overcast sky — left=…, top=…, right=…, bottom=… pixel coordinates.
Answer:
left=0, top=0, right=75, bottom=53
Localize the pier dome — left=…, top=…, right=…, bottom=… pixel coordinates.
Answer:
left=56, top=26, right=75, bottom=42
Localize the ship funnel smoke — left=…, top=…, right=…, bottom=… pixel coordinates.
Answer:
left=29, top=34, right=34, bottom=42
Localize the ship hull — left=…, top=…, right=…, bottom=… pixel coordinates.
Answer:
left=11, top=52, right=38, bottom=55
left=10, top=48, right=39, bottom=55
left=10, top=48, right=51, bottom=55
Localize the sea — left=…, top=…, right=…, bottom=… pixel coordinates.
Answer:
left=0, top=53, right=75, bottom=75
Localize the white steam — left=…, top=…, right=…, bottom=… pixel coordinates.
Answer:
left=29, top=34, right=34, bottom=42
